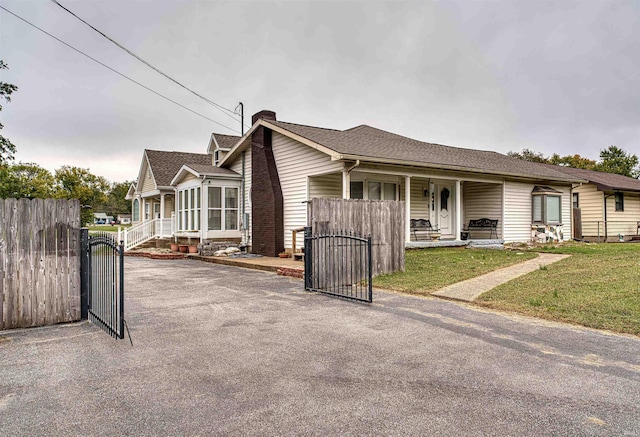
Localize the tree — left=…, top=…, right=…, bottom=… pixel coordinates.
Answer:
left=507, top=148, right=549, bottom=163
left=0, top=162, right=55, bottom=199
left=596, top=145, right=640, bottom=179
left=98, top=180, right=133, bottom=217
left=549, top=153, right=597, bottom=170
left=0, top=60, right=18, bottom=164
left=54, top=166, right=110, bottom=225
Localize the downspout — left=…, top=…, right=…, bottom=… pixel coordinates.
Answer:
left=346, top=159, right=361, bottom=174
left=344, top=160, right=360, bottom=199
left=242, top=151, right=247, bottom=247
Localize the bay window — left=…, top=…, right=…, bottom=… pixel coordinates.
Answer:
left=532, top=186, right=562, bottom=225
left=208, top=186, right=239, bottom=231
left=177, top=187, right=201, bottom=231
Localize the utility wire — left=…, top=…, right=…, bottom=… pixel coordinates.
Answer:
left=50, top=0, right=246, bottom=128
left=0, top=5, right=240, bottom=133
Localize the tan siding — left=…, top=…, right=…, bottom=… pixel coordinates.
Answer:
left=309, top=173, right=342, bottom=199
left=398, top=179, right=430, bottom=220
left=463, top=182, right=503, bottom=238
left=140, top=164, right=156, bottom=193
left=272, top=132, right=343, bottom=249
left=503, top=181, right=533, bottom=242
left=606, top=191, right=640, bottom=236
left=164, top=195, right=174, bottom=218
left=575, top=184, right=603, bottom=237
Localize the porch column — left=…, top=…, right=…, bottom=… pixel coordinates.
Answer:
left=342, top=169, right=350, bottom=199
left=455, top=179, right=462, bottom=240
left=405, top=176, right=411, bottom=243
left=160, top=194, right=166, bottom=236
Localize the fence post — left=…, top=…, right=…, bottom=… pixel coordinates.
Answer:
left=304, top=226, right=312, bottom=290
left=118, top=240, right=125, bottom=339
left=79, top=227, right=89, bottom=320
left=367, top=235, right=373, bottom=303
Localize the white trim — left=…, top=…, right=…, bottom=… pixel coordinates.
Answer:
left=405, top=176, right=411, bottom=243
left=455, top=179, right=461, bottom=240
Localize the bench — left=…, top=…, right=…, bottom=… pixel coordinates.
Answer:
left=464, top=218, right=499, bottom=239
left=410, top=218, right=440, bottom=240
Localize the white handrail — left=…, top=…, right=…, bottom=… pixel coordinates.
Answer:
left=123, top=219, right=159, bottom=251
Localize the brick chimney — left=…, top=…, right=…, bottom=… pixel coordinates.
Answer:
left=251, top=110, right=284, bottom=256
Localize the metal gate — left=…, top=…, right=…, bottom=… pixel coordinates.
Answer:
left=80, top=230, right=125, bottom=339
left=303, top=227, right=373, bottom=302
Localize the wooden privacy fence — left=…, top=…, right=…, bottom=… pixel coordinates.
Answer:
left=0, top=198, right=81, bottom=330
left=308, top=198, right=405, bottom=276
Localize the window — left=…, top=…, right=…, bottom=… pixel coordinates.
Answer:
left=177, top=187, right=201, bottom=230
left=615, top=192, right=624, bottom=212
left=350, top=181, right=397, bottom=200
left=214, top=150, right=220, bottom=166
left=208, top=186, right=239, bottom=231
left=144, top=202, right=149, bottom=220
left=572, top=193, right=579, bottom=209
left=532, top=193, right=562, bottom=224
left=133, top=199, right=139, bottom=221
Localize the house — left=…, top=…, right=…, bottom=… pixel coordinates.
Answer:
left=126, top=149, right=225, bottom=237
left=127, top=110, right=586, bottom=254
left=93, top=212, right=114, bottom=225
left=548, top=166, right=640, bottom=241
left=117, top=214, right=132, bottom=225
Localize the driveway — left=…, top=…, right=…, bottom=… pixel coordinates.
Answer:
left=1, top=257, right=639, bottom=436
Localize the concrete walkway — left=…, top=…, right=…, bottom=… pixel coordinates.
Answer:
left=432, top=253, right=570, bottom=302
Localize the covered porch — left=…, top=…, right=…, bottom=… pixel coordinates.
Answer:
left=308, top=164, right=505, bottom=246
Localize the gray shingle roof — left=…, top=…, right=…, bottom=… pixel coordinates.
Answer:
left=213, top=133, right=241, bottom=150
left=268, top=121, right=580, bottom=182
left=184, top=164, right=240, bottom=177
left=549, top=166, right=640, bottom=192
left=145, top=150, right=212, bottom=187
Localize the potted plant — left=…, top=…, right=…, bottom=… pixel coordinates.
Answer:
left=188, top=237, right=199, bottom=254
left=278, top=251, right=291, bottom=258
left=170, top=237, right=179, bottom=252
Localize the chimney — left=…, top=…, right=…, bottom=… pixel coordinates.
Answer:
left=250, top=110, right=284, bottom=256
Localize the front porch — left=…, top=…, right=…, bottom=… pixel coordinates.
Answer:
left=308, top=165, right=505, bottom=245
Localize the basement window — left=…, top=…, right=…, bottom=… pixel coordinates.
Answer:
left=532, top=186, right=562, bottom=225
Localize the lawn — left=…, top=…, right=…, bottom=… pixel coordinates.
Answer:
left=374, top=247, right=538, bottom=296
left=477, top=243, right=640, bottom=336
left=87, top=224, right=130, bottom=233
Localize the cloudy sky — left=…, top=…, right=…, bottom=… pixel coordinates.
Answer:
left=1, top=0, right=639, bottom=183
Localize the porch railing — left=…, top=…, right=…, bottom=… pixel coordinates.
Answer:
left=119, top=217, right=174, bottom=251
left=579, top=220, right=640, bottom=242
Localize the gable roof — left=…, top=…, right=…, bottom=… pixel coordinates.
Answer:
left=144, top=149, right=212, bottom=188
left=222, top=119, right=582, bottom=182
left=207, top=132, right=242, bottom=154
left=549, top=166, right=640, bottom=193
left=170, top=164, right=240, bottom=186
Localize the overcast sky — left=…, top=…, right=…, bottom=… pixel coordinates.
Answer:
left=1, top=0, right=639, bottom=183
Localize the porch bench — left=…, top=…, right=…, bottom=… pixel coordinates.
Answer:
left=410, top=218, right=440, bottom=241
left=464, top=218, right=499, bottom=239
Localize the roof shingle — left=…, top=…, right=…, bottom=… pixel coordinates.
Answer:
left=145, top=150, right=211, bottom=187
left=548, top=166, right=640, bottom=192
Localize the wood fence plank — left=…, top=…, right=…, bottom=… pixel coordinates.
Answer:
left=68, top=199, right=80, bottom=321
left=5, top=199, right=18, bottom=328
left=56, top=200, right=70, bottom=322
left=0, top=199, right=5, bottom=330
left=45, top=198, right=57, bottom=325
left=33, top=199, right=46, bottom=326
left=17, top=199, right=32, bottom=327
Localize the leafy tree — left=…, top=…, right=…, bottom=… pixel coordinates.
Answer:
left=596, top=145, right=640, bottom=179
left=97, top=180, right=133, bottom=217
left=507, top=148, right=549, bottom=163
left=0, top=60, right=18, bottom=164
left=54, top=166, right=110, bottom=225
left=0, top=162, right=55, bottom=199
left=549, top=153, right=597, bottom=170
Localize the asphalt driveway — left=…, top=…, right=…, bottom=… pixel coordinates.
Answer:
left=1, top=257, right=639, bottom=436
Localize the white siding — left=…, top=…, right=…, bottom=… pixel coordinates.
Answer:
left=229, top=148, right=252, bottom=239
left=272, top=132, right=343, bottom=249
left=309, top=173, right=342, bottom=199
left=503, top=181, right=534, bottom=242
left=463, top=182, right=503, bottom=238
left=504, top=181, right=572, bottom=242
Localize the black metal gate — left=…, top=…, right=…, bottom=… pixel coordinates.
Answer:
left=303, top=227, right=373, bottom=302
left=80, top=230, right=125, bottom=339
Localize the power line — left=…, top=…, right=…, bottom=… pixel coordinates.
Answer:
left=50, top=0, right=245, bottom=127
left=0, top=5, right=240, bottom=133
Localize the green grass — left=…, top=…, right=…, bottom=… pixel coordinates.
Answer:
left=477, top=243, right=640, bottom=336
left=87, top=224, right=130, bottom=233
left=374, top=247, right=538, bottom=296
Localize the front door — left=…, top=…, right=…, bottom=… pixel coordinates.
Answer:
left=436, top=184, right=454, bottom=238
left=153, top=203, right=160, bottom=219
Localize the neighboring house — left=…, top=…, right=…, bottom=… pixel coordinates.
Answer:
left=549, top=166, right=640, bottom=241
left=117, top=214, right=132, bottom=225
left=126, top=110, right=586, bottom=254
left=126, top=149, right=222, bottom=236
left=93, top=212, right=114, bottom=225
